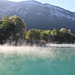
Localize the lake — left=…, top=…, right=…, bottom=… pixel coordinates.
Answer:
left=0, top=44, right=75, bottom=75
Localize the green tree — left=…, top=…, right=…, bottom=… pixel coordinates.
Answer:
left=51, top=28, right=59, bottom=42
left=2, top=15, right=9, bottom=21
left=9, top=15, right=26, bottom=45
left=0, top=19, right=14, bottom=44
left=0, top=15, right=26, bottom=45
left=60, top=28, right=68, bottom=34
left=40, top=30, right=51, bottom=42
left=25, top=29, right=41, bottom=40
left=51, top=28, right=59, bottom=36
left=58, top=28, right=75, bottom=43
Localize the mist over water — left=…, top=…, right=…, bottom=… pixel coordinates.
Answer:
left=0, top=44, right=75, bottom=75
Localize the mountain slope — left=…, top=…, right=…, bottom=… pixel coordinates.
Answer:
left=0, top=0, right=75, bottom=33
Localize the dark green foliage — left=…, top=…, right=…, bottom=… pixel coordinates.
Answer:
left=9, top=15, right=26, bottom=45
left=57, top=28, right=75, bottom=43
left=0, top=15, right=26, bottom=45
left=0, top=20, right=15, bottom=44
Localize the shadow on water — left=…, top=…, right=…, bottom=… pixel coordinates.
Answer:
left=0, top=45, right=75, bottom=75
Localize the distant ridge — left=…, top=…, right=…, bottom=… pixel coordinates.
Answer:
left=0, top=0, right=75, bottom=33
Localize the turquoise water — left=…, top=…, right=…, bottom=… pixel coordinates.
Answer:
left=0, top=45, right=75, bottom=75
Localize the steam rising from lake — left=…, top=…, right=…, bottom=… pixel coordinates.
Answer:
left=0, top=45, right=53, bottom=58
left=0, top=44, right=75, bottom=59
left=46, top=44, right=75, bottom=48
left=0, top=44, right=75, bottom=75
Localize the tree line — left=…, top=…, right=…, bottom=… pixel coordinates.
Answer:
left=25, top=28, right=75, bottom=43
left=0, top=15, right=75, bottom=45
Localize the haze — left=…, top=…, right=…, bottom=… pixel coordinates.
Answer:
left=8, top=0, right=75, bottom=12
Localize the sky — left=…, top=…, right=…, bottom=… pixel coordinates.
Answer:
left=9, top=0, right=75, bottom=12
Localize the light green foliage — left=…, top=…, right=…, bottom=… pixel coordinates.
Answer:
left=25, top=29, right=41, bottom=40
left=2, top=15, right=9, bottom=21
left=50, top=28, right=59, bottom=42
left=60, top=28, right=68, bottom=34
left=44, top=30, right=51, bottom=35
left=67, top=29, right=71, bottom=33
left=40, top=30, right=51, bottom=42
left=26, top=28, right=75, bottom=43
left=51, top=28, right=59, bottom=36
